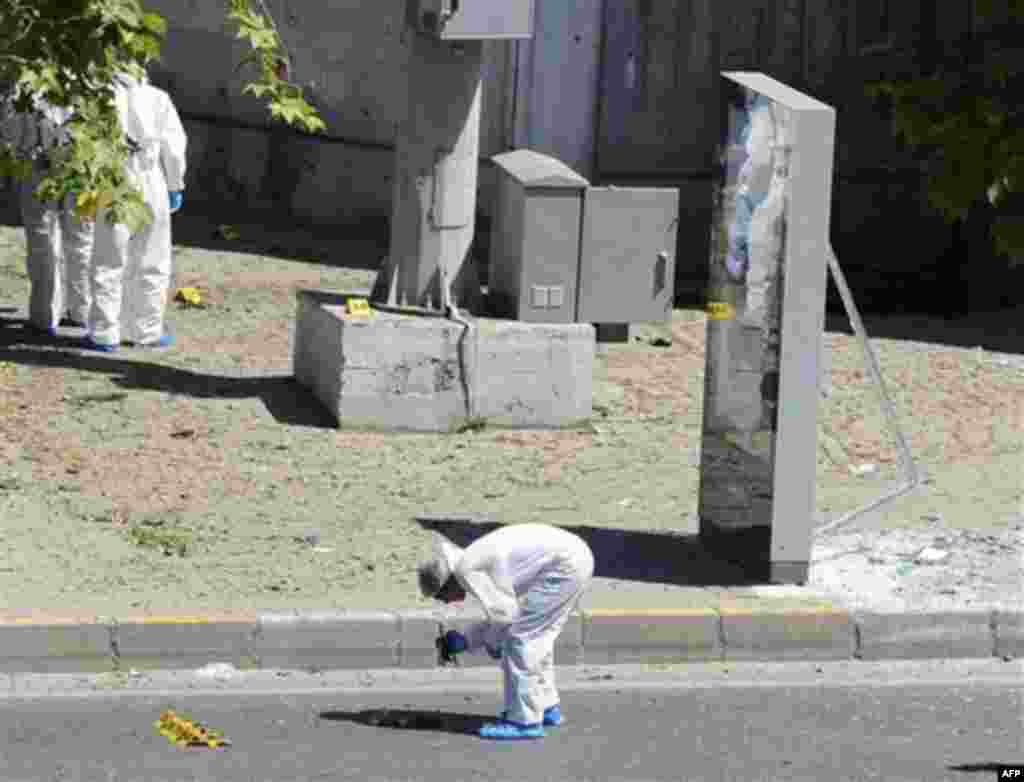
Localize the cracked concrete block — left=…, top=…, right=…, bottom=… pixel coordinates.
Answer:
left=293, top=290, right=595, bottom=431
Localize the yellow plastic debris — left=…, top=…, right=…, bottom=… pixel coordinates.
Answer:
left=346, top=298, right=373, bottom=318
left=154, top=709, right=231, bottom=749
left=174, top=287, right=204, bottom=308
left=217, top=225, right=241, bottom=241
left=706, top=302, right=735, bottom=321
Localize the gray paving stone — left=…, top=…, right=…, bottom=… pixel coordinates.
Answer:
left=995, top=610, right=1023, bottom=659
left=254, top=610, right=400, bottom=671
left=721, top=608, right=856, bottom=661
left=855, top=611, right=996, bottom=661
left=114, top=619, right=258, bottom=672
left=580, top=609, right=722, bottom=665
left=0, top=625, right=112, bottom=674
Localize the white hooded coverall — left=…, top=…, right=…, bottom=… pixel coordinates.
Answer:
left=0, top=93, right=95, bottom=329
left=89, top=76, right=186, bottom=346
left=447, top=524, right=594, bottom=726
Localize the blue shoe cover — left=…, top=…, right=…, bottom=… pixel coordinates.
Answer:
left=542, top=705, right=563, bottom=726
left=135, top=333, right=174, bottom=349
left=479, top=720, right=545, bottom=740
left=81, top=336, right=118, bottom=353
left=500, top=705, right=562, bottom=727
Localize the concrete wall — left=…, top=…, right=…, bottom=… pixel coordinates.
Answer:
left=140, top=0, right=514, bottom=228
left=2, top=1, right=1017, bottom=312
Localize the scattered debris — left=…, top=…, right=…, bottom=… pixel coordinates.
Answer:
left=850, top=463, right=878, bottom=477
left=216, top=225, right=241, bottom=241
left=155, top=710, right=231, bottom=749
left=194, top=662, right=238, bottom=682
left=296, top=530, right=320, bottom=546
left=915, top=547, right=950, bottom=564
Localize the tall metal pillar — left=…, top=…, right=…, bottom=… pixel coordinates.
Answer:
left=371, top=33, right=484, bottom=311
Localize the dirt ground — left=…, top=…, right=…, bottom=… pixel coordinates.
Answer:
left=0, top=214, right=1020, bottom=614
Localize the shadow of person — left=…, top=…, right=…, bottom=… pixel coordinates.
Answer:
left=416, top=516, right=766, bottom=586
left=319, top=709, right=488, bottom=736
left=0, top=317, right=337, bottom=429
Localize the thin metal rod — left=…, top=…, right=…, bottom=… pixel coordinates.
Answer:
left=814, top=246, right=922, bottom=538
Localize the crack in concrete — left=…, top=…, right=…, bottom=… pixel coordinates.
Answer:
left=108, top=618, right=121, bottom=673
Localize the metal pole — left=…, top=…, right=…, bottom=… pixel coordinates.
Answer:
left=814, top=246, right=922, bottom=538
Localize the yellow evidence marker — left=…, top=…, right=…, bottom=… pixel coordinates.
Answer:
left=706, top=302, right=736, bottom=321
left=174, top=287, right=205, bottom=308
left=346, top=298, right=373, bottom=318
left=154, top=710, right=231, bottom=749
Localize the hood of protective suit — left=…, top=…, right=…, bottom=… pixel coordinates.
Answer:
left=418, top=535, right=464, bottom=597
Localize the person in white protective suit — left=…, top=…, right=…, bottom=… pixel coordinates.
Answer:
left=83, top=73, right=186, bottom=352
left=0, top=89, right=95, bottom=336
left=418, top=523, right=595, bottom=740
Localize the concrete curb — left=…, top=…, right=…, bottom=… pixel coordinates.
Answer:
left=0, top=606, right=1017, bottom=675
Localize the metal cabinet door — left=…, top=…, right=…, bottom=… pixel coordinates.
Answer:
left=576, top=187, right=679, bottom=323
left=436, top=0, right=534, bottom=39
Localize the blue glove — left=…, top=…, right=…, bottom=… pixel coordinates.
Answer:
left=444, top=630, right=468, bottom=655
left=168, top=190, right=184, bottom=213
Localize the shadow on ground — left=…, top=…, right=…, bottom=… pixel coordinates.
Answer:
left=416, top=516, right=763, bottom=587
left=0, top=317, right=336, bottom=429
left=948, top=762, right=1024, bottom=774
left=319, top=709, right=487, bottom=736
left=167, top=211, right=390, bottom=272
left=3, top=201, right=1021, bottom=354
left=824, top=304, right=1023, bottom=355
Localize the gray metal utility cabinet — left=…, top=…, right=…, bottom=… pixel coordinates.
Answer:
left=488, top=149, right=679, bottom=326
left=407, top=0, right=534, bottom=39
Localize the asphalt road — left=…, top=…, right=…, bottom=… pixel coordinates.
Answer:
left=0, top=660, right=1020, bottom=782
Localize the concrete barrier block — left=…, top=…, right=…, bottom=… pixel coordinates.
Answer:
left=995, top=610, right=1023, bottom=659
left=721, top=608, right=856, bottom=662
left=855, top=611, right=996, bottom=661
left=0, top=622, right=112, bottom=674
left=293, top=297, right=595, bottom=431
left=114, top=616, right=258, bottom=672
left=476, top=320, right=594, bottom=427
left=293, top=291, right=347, bottom=405
left=254, top=610, right=400, bottom=671
left=580, top=609, right=722, bottom=665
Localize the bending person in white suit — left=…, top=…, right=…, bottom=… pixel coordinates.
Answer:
left=84, top=73, right=186, bottom=352
left=419, top=523, right=595, bottom=740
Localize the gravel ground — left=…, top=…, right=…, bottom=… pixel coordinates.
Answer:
left=0, top=213, right=1021, bottom=614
